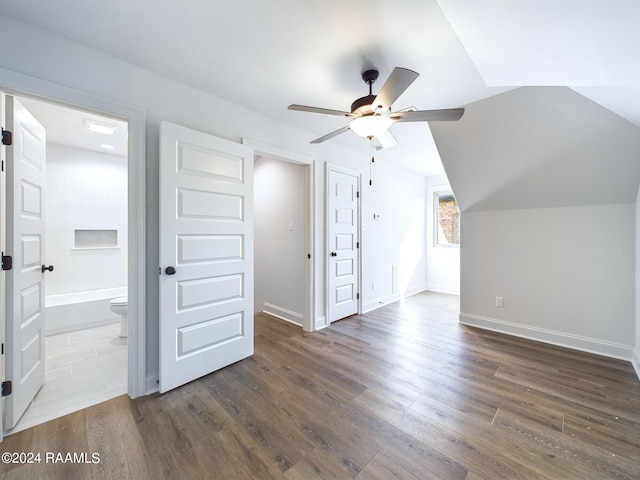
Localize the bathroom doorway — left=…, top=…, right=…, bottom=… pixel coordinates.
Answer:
left=9, top=97, right=129, bottom=432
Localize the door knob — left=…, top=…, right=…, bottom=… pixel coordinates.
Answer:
left=330, top=252, right=337, bottom=257
left=41, top=265, right=54, bottom=273
left=165, top=266, right=176, bottom=275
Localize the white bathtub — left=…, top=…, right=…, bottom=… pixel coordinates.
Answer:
left=45, top=286, right=127, bottom=336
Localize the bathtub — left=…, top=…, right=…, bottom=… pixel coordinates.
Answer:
left=45, top=286, right=127, bottom=336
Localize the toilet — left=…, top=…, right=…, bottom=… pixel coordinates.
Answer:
left=109, top=296, right=128, bottom=339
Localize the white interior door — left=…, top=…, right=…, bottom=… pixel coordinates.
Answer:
left=4, top=95, right=46, bottom=429
left=327, top=166, right=360, bottom=322
left=159, top=121, right=254, bottom=393
left=0, top=94, right=5, bottom=440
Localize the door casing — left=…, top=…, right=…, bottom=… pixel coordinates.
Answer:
left=243, top=138, right=315, bottom=332
left=0, top=67, right=147, bottom=408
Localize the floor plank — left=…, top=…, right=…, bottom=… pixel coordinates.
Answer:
left=1, top=292, right=639, bottom=479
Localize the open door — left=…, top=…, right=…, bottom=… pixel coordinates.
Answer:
left=327, top=165, right=360, bottom=322
left=4, top=95, right=47, bottom=429
left=159, top=121, right=254, bottom=393
left=0, top=93, right=5, bottom=440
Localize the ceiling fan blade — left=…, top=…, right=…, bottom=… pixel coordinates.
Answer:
left=371, top=67, right=419, bottom=113
left=389, top=108, right=465, bottom=122
left=375, top=129, right=397, bottom=150
left=288, top=104, right=356, bottom=117
left=310, top=125, right=351, bottom=144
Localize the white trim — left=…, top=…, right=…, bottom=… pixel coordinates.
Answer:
left=0, top=67, right=147, bottom=399
left=262, top=303, right=303, bottom=326
left=315, top=315, right=328, bottom=330
left=460, top=312, right=635, bottom=361
left=243, top=138, right=316, bottom=332
left=325, top=163, right=362, bottom=323
left=363, top=297, right=398, bottom=313
left=424, top=283, right=460, bottom=296
left=146, top=373, right=159, bottom=395
left=363, top=286, right=429, bottom=313
left=632, top=347, right=640, bottom=381
left=242, top=138, right=313, bottom=165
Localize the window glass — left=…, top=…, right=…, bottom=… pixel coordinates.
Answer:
left=435, top=192, right=460, bottom=246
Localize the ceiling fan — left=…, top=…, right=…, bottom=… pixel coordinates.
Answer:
left=288, top=67, right=465, bottom=147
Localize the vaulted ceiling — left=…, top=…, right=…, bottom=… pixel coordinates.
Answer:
left=2, top=1, right=638, bottom=176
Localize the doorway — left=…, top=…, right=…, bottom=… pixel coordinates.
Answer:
left=254, top=155, right=308, bottom=327
left=7, top=97, right=129, bottom=432
left=244, top=139, right=314, bottom=332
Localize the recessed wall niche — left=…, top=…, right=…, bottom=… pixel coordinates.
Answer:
left=74, top=229, right=118, bottom=249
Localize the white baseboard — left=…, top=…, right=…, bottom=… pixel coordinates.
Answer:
left=363, top=287, right=430, bottom=314
left=460, top=313, right=635, bottom=361
left=146, top=373, right=159, bottom=395
left=633, top=348, right=640, bottom=381
left=406, top=284, right=429, bottom=297
left=315, top=315, right=328, bottom=330
left=424, top=283, right=460, bottom=296
left=363, top=295, right=399, bottom=313
left=262, top=302, right=303, bottom=327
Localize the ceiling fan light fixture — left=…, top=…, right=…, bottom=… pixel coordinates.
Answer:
left=349, top=115, right=392, bottom=139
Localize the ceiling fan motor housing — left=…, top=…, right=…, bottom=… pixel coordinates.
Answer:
left=351, top=94, right=376, bottom=116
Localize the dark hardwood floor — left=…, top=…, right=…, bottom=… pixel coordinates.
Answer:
left=1, top=291, right=639, bottom=479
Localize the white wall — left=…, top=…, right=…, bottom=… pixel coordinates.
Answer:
left=361, top=160, right=427, bottom=312
left=431, top=86, right=640, bottom=364
left=425, top=176, right=460, bottom=295
left=461, top=204, right=636, bottom=359
left=254, top=156, right=305, bottom=325
left=0, top=16, right=431, bottom=385
left=45, top=144, right=128, bottom=295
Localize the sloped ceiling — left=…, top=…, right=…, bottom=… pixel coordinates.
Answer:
left=436, top=0, right=640, bottom=127
left=0, top=1, right=638, bottom=181
left=430, top=87, right=640, bottom=212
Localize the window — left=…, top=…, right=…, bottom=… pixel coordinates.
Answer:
left=434, top=191, right=460, bottom=246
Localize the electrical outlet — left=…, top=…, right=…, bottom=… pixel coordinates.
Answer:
left=495, top=296, right=504, bottom=308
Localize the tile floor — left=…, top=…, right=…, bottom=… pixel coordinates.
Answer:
left=9, top=322, right=128, bottom=434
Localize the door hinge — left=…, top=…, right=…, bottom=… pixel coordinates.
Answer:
left=307, top=253, right=311, bottom=259
left=1, top=253, right=12, bottom=271
left=1, top=128, right=12, bottom=146
left=356, top=242, right=359, bottom=249
left=357, top=191, right=360, bottom=198
left=357, top=293, right=360, bottom=300
left=1, top=343, right=3, bottom=355
left=1, top=381, right=12, bottom=397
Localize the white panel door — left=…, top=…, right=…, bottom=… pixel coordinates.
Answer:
left=4, top=95, right=46, bottom=429
left=159, top=121, right=254, bottom=393
left=327, top=167, right=359, bottom=322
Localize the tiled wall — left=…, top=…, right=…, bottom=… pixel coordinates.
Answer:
left=44, top=144, right=127, bottom=296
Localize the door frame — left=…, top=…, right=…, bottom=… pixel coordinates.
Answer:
left=325, top=163, right=362, bottom=326
left=243, top=138, right=315, bottom=332
left=0, top=67, right=147, bottom=400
